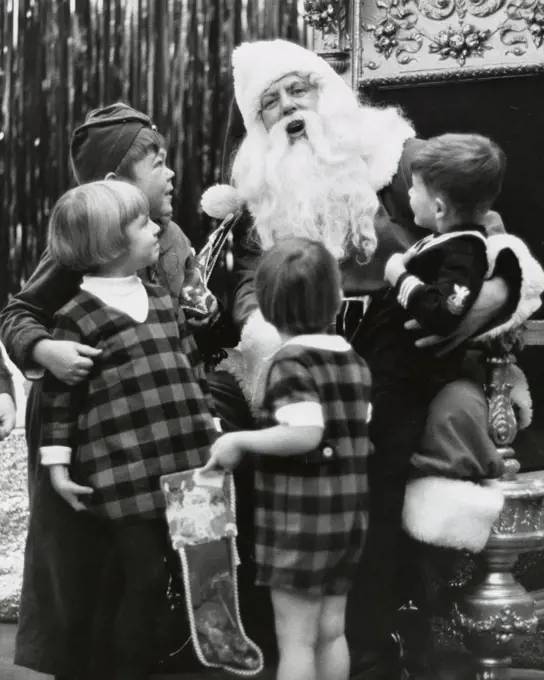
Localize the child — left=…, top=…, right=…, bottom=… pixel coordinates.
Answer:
left=346, top=133, right=510, bottom=676
left=0, top=103, right=213, bottom=679
left=202, top=237, right=372, bottom=680
left=384, top=133, right=529, bottom=552
left=382, top=133, right=507, bottom=497
left=40, top=180, right=218, bottom=680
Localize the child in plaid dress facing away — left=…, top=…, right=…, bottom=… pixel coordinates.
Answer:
left=203, top=237, right=372, bottom=680
left=40, top=180, right=218, bottom=680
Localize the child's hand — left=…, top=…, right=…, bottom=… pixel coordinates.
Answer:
left=33, top=339, right=101, bottom=385
left=0, top=393, right=16, bottom=441
left=49, top=465, right=94, bottom=511
left=384, top=252, right=406, bottom=286
left=202, top=433, right=245, bottom=472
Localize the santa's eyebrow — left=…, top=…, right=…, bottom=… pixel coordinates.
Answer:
left=260, top=75, right=313, bottom=102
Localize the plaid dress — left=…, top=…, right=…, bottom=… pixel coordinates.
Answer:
left=41, top=284, right=217, bottom=521
left=254, top=336, right=372, bottom=596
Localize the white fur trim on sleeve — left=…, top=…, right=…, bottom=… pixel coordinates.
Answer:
left=275, top=401, right=324, bottom=427
left=215, top=309, right=282, bottom=409
left=474, top=233, right=544, bottom=342
left=40, top=445, right=72, bottom=466
left=25, top=366, right=45, bottom=381
left=402, top=476, right=504, bottom=553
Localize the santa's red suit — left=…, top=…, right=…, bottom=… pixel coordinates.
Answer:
left=202, top=39, right=544, bottom=679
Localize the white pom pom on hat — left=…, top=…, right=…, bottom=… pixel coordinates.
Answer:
left=201, top=184, right=245, bottom=220
left=232, top=39, right=354, bottom=131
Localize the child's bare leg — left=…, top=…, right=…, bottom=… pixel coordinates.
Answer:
left=271, top=587, right=321, bottom=680
left=316, top=594, right=349, bottom=680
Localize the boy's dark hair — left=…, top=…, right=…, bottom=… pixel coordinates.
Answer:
left=411, top=133, right=506, bottom=220
left=256, top=237, right=342, bottom=335
left=70, top=102, right=165, bottom=184
left=114, top=127, right=165, bottom=180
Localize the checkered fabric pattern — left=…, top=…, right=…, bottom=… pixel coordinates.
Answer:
left=254, top=344, right=371, bottom=596
left=41, top=285, right=217, bottom=521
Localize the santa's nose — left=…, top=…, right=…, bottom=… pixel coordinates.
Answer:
left=282, top=103, right=298, bottom=119
left=279, top=92, right=298, bottom=116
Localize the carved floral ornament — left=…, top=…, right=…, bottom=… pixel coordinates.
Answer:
left=343, top=0, right=544, bottom=85
left=303, top=1, right=350, bottom=49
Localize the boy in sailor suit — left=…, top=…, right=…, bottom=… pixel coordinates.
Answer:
left=355, top=133, right=527, bottom=675
left=365, top=133, right=509, bottom=483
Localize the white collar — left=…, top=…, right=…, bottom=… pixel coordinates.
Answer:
left=81, top=274, right=143, bottom=293
left=80, top=274, right=148, bottom=322
left=406, top=230, right=487, bottom=258
left=283, top=333, right=351, bottom=352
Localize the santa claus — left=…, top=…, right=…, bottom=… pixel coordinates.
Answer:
left=202, top=39, right=543, bottom=680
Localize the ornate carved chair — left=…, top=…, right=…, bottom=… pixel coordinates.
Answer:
left=304, top=1, right=544, bottom=676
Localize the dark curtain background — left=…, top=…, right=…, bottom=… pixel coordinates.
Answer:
left=0, top=0, right=308, bottom=307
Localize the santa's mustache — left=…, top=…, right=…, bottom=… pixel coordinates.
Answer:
left=267, top=111, right=345, bottom=166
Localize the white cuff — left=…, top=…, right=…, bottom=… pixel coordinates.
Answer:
left=25, top=367, right=45, bottom=381
left=276, top=401, right=324, bottom=427
left=40, top=446, right=72, bottom=466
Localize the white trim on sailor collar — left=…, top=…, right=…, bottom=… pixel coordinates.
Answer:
left=283, top=334, right=351, bottom=352
left=405, top=230, right=487, bottom=259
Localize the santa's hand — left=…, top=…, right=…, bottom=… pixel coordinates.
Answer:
left=202, top=433, right=245, bottom=472
left=404, top=319, right=443, bottom=348
left=384, top=252, right=406, bottom=286
left=49, top=465, right=94, bottom=511
left=405, top=277, right=509, bottom=356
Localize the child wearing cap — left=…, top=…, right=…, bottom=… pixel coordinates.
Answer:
left=0, top=103, right=217, bottom=679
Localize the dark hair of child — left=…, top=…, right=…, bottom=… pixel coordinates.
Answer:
left=255, top=237, right=342, bottom=335
left=411, top=133, right=506, bottom=220
left=115, top=128, right=166, bottom=179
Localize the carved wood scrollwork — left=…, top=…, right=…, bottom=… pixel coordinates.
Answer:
left=487, top=356, right=518, bottom=453
left=349, top=0, right=544, bottom=86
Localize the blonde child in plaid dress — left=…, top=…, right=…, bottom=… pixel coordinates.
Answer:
left=203, top=237, right=372, bottom=680
left=40, top=180, right=218, bottom=680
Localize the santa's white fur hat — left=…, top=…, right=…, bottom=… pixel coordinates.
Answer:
left=402, top=477, right=505, bottom=553
left=233, top=39, right=348, bottom=131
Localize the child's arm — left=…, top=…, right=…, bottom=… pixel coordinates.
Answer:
left=202, top=424, right=323, bottom=471
left=40, top=312, right=94, bottom=510
left=0, top=249, right=101, bottom=382
left=0, top=353, right=16, bottom=441
left=203, top=354, right=325, bottom=471
left=388, top=236, right=489, bottom=337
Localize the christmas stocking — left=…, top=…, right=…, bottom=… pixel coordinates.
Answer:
left=161, top=468, right=264, bottom=676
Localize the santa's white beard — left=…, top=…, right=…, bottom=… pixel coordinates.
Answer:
left=232, top=109, right=379, bottom=261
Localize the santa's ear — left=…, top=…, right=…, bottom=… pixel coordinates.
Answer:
left=201, top=184, right=245, bottom=219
